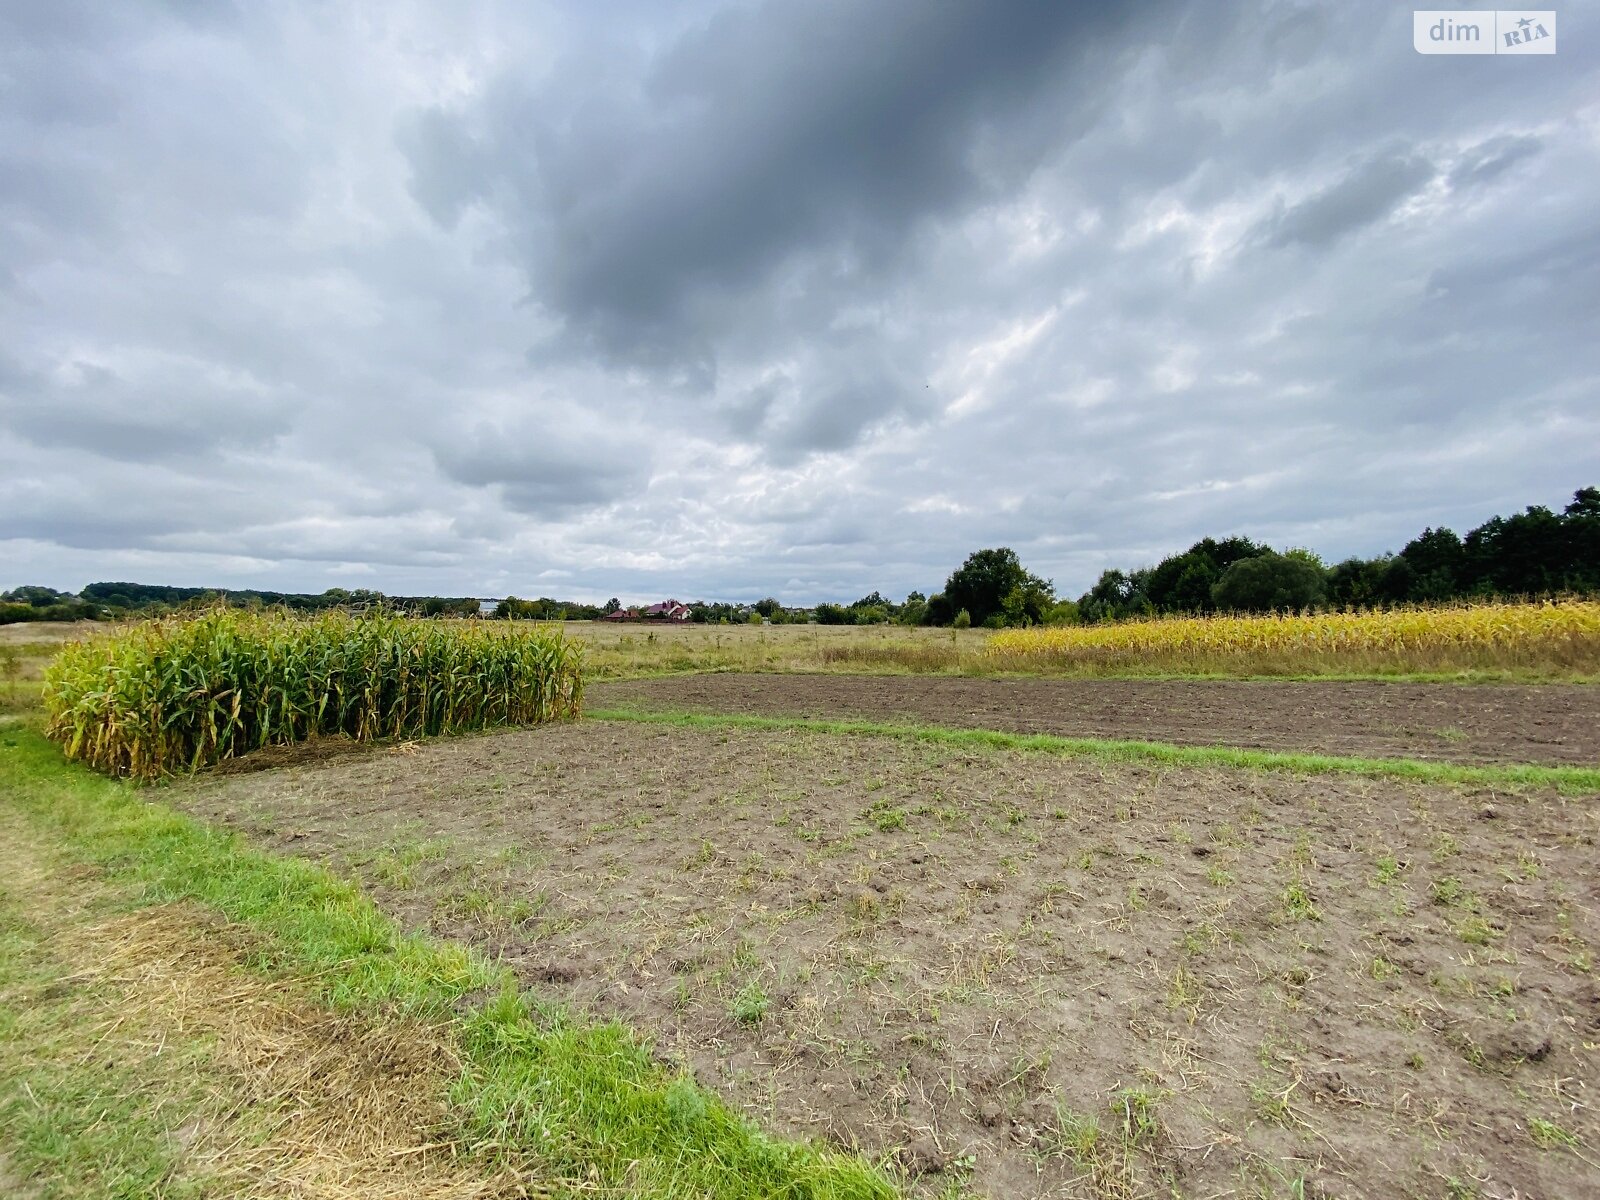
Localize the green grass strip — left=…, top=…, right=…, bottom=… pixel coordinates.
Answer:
left=589, top=707, right=1600, bottom=795
left=0, top=723, right=895, bottom=1199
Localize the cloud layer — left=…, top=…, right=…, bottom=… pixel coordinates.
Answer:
left=3, top=1, right=1597, bottom=602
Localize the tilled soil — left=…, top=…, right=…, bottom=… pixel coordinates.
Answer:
left=591, top=674, right=1600, bottom=766
left=178, top=721, right=1600, bottom=1200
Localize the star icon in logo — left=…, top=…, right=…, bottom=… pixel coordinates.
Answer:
left=1517, top=16, right=1534, bottom=30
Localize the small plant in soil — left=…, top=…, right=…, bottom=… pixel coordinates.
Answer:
left=729, top=980, right=771, bottom=1025
left=1529, top=1117, right=1579, bottom=1150
left=1282, top=882, right=1320, bottom=922
left=1110, top=1086, right=1163, bottom=1147
left=1373, top=852, right=1402, bottom=884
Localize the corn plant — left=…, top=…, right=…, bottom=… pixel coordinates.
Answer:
left=987, top=600, right=1600, bottom=675
left=42, top=608, right=584, bottom=778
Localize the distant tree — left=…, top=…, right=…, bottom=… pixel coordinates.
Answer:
left=999, top=575, right=1054, bottom=626
left=1327, top=557, right=1391, bottom=607
left=897, top=595, right=929, bottom=626
left=1282, top=547, right=1327, bottom=570
left=1211, top=552, right=1327, bottom=613
left=1, top=585, right=72, bottom=607
left=754, top=597, right=781, bottom=618
left=1463, top=506, right=1568, bottom=596
left=602, top=597, right=622, bottom=615
left=851, top=591, right=890, bottom=610
left=1564, top=487, right=1600, bottom=592
left=814, top=603, right=852, bottom=625
left=923, top=592, right=955, bottom=626
left=1077, top=568, right=1149, bottom=623
left=952, top=608, right=972, bottom=629
left=1141, top=537, right=1271, bottom=615
left=1395, top=527, right=1465, bottom=602
left=1042, top=599, right=1080, bottom=625
left=942, top=548, right=1053, bottom=627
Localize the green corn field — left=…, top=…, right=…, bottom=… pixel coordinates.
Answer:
left=42, top=608, right=584, bottom=778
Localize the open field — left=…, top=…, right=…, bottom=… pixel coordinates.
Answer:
left=0, top=621, right=99, bottom=647
left=170, top=717, right=1600, bottom=1200
left=593, top=675, right=1600, bottom=766
left=572, top=613, right=1600, bottom=682
left=5, top=613, right=1598, bottom=1196
left=572, top=621, right=992, bottom=679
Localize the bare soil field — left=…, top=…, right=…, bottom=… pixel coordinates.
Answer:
left=174, top=720, right=1600, bottom=1200
left=593, top=674, right=1600, bottom=766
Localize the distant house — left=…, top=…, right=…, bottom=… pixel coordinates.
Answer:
left=597, top=600, right=691, bottom=623
left=641, top=599, right=693, bottom=621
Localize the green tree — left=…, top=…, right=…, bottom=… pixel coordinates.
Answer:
left=814, top=603, right=852, bottom=625
left=1077, top=568, right=1149, bottom=623
left=942, top=548, right=1053, bottom=627
left=1211, top=552, right=1327, bottom=612
left=753, top=597, right=781, bottom=618
left=897, top=593, right=929, bottom=626
left=1564, top=488, right=1600, bottom=592
left=1463, top=507, right=1567, bottom=596
left=1397, top=527, right=1465, bottom=602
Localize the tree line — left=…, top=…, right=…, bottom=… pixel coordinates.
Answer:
left=1075, top=486, right=1599, bottom=623
left=749, top=484, right=1599, bottom=629
left=0, top=583, right=484, bottom=625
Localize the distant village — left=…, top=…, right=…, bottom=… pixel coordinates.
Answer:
left=476, top=596, right=816, bottom=624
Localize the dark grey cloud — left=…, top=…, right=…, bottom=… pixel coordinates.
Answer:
left=401, top=2, right=1177, bottom=385
left=2, top=1, right=1597, bottom=604
left=1258, top=152, right=1437, bottom=248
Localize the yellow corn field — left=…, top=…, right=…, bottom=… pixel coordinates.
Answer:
left=987, top=601, right=1600, bottom=676
left=42, top=608, right=584, bottom=779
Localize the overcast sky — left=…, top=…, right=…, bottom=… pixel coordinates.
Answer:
left=3, top=2, right=1597, bottom=604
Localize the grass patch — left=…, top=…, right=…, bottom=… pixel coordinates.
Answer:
left=589, top=708, right=1600, bottom=795
left=0, top=894, right=214, bottom=1198
left=0, top=722, right=894, bottom=1199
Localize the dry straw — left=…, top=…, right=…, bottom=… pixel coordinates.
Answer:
left=43, top=608, right=584, bottom=778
